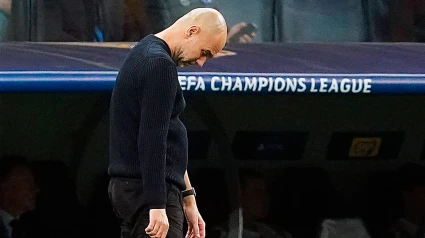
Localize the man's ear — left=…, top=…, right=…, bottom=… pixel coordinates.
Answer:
left=185, top=25, right=200, bottom=38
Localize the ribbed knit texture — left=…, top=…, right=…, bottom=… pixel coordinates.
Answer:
left=108, top=35, right=188, bottom=209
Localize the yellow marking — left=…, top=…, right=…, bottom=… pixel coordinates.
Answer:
left=349, top=137, right=382, bottom=157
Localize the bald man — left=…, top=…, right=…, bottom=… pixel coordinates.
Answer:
left=108, top=8, right=227, bottom=238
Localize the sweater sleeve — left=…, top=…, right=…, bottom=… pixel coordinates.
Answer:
left=137, top=57, right=178, bottom=209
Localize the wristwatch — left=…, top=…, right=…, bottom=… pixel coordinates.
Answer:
left=182, top=187, right=196, bottom=197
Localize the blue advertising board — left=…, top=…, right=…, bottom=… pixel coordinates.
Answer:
left=1, top=41, right=424, bottom=94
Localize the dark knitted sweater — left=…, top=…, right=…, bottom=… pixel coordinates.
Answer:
left=108, top=35, right=188, bottom=209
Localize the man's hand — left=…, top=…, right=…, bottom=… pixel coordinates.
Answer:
left=184, top=198, right=205, bottom=238
left=145, top=209, right=169, bottom=238
left=227, top=22, right=256, bottom=43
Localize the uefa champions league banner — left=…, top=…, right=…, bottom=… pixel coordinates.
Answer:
left=1, top=42, right=425, bottom=94
left=1, top=71, right=425, bottom=94
left=177, top=72, right=425, bottom=94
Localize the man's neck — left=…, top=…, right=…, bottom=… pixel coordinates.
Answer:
left=155, top=30, right=177, bottom=57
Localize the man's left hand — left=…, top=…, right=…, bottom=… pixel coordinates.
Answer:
left=184, top=200, right=205, bottom=238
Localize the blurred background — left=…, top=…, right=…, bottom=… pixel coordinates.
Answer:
left=0, top=0, right=424, bottom=43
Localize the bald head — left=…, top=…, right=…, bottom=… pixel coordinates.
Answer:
left=156, top=8, right=228, bottom=67
left=175, top=8, right=227, bottom=35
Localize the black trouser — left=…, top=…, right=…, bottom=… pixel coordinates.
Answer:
left=108, top=177, right=184, bottom=238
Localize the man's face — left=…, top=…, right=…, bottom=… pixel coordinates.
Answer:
left=173, top=28, right=226, bottom=67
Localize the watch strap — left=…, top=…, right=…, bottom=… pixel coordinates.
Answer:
left=182, top=187, right=196, bottom=197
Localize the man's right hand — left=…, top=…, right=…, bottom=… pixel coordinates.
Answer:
left=145, top=209, right=169, bottom=238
